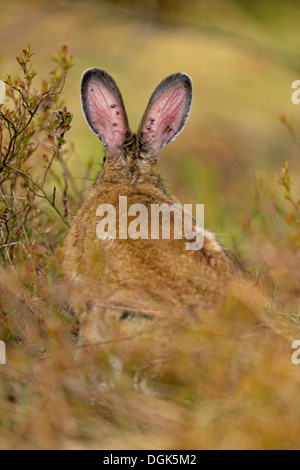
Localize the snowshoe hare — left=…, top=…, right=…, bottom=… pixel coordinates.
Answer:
left=64, top=69, right=237, bottom=348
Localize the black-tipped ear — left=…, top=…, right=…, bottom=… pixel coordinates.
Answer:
left=81, top=68, right=130, bottom=159
left=138, top=73, right=193, bottom=157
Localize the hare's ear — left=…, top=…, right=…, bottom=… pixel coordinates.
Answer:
left=81, top=68, right=130, bottom=159
left=138, top=73, right=193, bottom=157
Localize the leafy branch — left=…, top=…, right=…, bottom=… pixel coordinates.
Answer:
left=0, top=45, right=73, bottom=264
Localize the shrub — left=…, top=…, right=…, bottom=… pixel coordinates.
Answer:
left=0, top=45, right=73, bottom=267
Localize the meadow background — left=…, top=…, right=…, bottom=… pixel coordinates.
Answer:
left=1, top=0, right=300, bottom=450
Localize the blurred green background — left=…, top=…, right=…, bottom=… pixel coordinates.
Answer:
left=1, top=0, right=300, bottom=259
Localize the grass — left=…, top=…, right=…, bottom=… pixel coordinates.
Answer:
left=0, top=0, right=300, bottom=450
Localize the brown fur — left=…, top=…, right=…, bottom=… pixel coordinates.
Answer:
left=64, top=134, right=237, bottom=347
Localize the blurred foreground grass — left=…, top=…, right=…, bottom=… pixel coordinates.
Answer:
left=0, top=0, right=300, bottom=450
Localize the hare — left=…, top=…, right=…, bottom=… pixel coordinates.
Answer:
left=64, top=69, right=237, bottom=349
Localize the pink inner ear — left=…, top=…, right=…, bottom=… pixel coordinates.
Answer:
left=87, top=79, right=127, bottom=158
left=142, top=85, right=187, bottom=154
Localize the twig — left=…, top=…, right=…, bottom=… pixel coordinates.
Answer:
left=1, top=75, right=65, bottom=170
left=227, top=250, right=257, bottom=279
left=0, top=242, right=19, bottom=249
left=52, top=186, right=56, bottom=206
left=42, top=149, right=58, bottom=189
left=6, top=164, right=70, bottom=228
left=60, top=151, right=71, bottom=224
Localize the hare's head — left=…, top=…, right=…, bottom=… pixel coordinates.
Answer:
left=81, top=69, right=193, bottom=187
